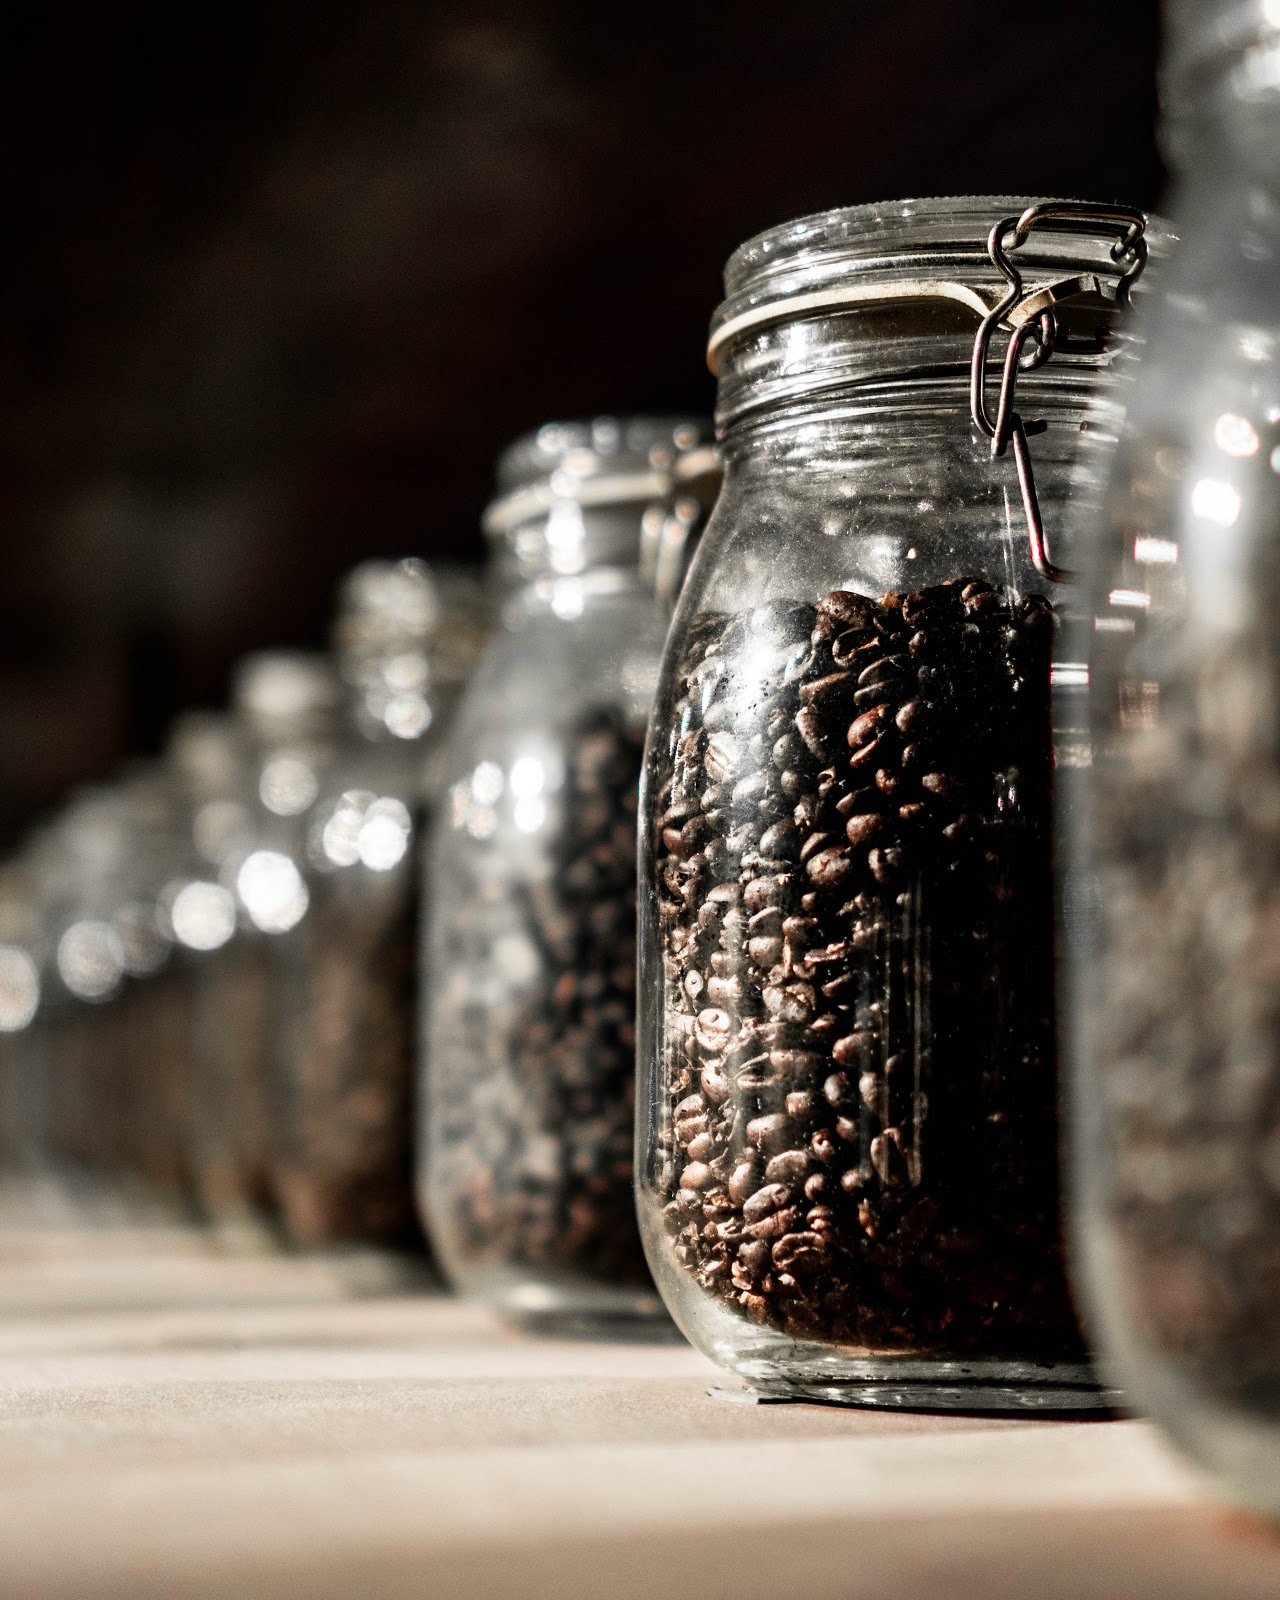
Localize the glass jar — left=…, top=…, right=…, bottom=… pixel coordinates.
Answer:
left=166, top=710, right=274, bottom=1233
left=0, top=863, right=45, bottom=1223
left=28, top=787, right=184, bottom=1221
left=179, top=656, right=338, bottom=1243
left=421, top=415, right=712, bottom=1333
left=107, top=765, right=193, bottom=1205
left=1074, top=1, right=1280, bottom=1512
left=637, top=197, right=1166, bottom=1409
left=272, top=560, right=486, bottom=1251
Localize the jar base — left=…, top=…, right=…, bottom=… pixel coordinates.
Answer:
left=509, top=1308, right=686, bottom=1343
left=715, top=1361, right=1120, bottom=1417
left=477, top=1272, right=678, bottom=1341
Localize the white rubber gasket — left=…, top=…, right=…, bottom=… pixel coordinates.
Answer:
left=482, top=469, right=672, bottom=536
left=706, top=278, right=1000, bottom=374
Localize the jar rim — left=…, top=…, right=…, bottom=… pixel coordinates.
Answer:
left=710, top=195, right=1173, bottom=428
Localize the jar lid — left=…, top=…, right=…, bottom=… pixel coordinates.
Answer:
left=332, top=559, right=489, bottom=739
left=232, top=651, right=339, bottom=738
left=482, top=416, right=712, bottom=552
left=333, top=559, right=487, bottom=659
left=708, top=196, right=1171, bottom=434
left=337, top=558, right=442, bottom=641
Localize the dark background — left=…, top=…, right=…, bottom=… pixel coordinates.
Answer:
left=0, top=0, right=1164, bottom=848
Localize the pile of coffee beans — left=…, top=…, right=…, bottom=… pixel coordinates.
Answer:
left=435, top=706, right=651, bottom=1287
left=650, top=579, right=1083, bottom=1356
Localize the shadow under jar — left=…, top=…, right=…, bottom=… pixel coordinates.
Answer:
left=637, top=196, right=1165, bottom=1411
left=421, top=416, right=711, bottom=1336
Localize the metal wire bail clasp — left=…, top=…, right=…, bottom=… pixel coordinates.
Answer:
left=970, top=201, right=1149, bottom=585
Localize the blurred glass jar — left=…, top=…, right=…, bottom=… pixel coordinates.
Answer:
left=1074, top=0, right=1280, bottom=1513
left=166, top=709, right=271, bottom=1232
left=107, top=764, right=194, bottom=1202
left=26, top=780, right=187, bottom=1216
left=174, top=657, right=339, bottom=1241
left=0, top=862, right=46, bottom=1217
left=636, top=198, right=1165, bottom=1409
left=422, top=416, right=713, bottom=1332
left=272, top=560, right=487, bottom=1251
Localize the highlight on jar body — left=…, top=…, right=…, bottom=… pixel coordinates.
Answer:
left=1073, top=0, right=1280, bottom=1514
left=420, top=416, right=712, bottom=1333
left=636, top=197, right=1163, bottom=1408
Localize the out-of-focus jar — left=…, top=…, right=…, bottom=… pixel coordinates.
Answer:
left=636, top=197, right=1167, bottom=1409
left=272, top=560, right=486, bottom=1250
left=27, top=787, right=189, bottom=1221
left=165, top=711, right=268, bottom=1231
left=177, top=657, right=338, bottom=1242
left=105, top=765, right=192, bottom=1202
left=421, top=416, right=712, bottom=1333
left=0, top=863, right=46, bottom=1221
left=37, top=794, right=130, bottom=1183
left=1073, top=0, right=1280, bottom=1512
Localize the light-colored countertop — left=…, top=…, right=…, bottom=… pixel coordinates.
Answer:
left=0, top=1228, right=1277, bottom=1600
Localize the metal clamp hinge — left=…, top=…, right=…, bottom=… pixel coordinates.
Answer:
left=970, top=202, right=1149, bottom=585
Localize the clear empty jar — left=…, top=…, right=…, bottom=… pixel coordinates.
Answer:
left=637, top=198, right=1164, bottom=1409
left=1074, top=0, right=1280, bottom=1514
left=272, top=560, right=486, bottom=1250
left=422, top=416, right=710, bottom=1332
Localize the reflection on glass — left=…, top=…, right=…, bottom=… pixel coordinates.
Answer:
left=236, top=850, right=308, bottom=934
left=1190, top=475, right=1244, bottom=526
left=169, top=880, right=237, bottom=951
left=0, top=946, right=39, bottom=1032
left=56, top=920, right=124, bottom=1002
left=259, top=754, right=320, bottom=816
left=112, top=900, right=171, bottom=977
left=1214, top=411, right=1261, bottom=457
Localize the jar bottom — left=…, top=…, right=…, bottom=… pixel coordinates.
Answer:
left=457, top=1263, right=677, bottom=1339
left=720, top=1360, right=1118, bottom=1416
left=653, top=1257, right=1115, bottom=1414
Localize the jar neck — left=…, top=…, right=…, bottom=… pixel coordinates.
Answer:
left=487, top=503, right=655, bottom=591
left=717, top=361, right=1125, bottom=469
left=500, top=564, right=650, bottom=627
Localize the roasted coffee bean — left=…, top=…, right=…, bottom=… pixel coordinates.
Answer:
left=844, top=813, right=885, bottom=848
left=806, top=846, right=856, bottom=889
left=847, top=705, right=890, bottom=749
left=650, top=579, right=1078, bottom=1355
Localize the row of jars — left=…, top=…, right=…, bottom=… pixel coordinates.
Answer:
left=424, top=0, right=1280, bottom=1520
left=0, top=558, right=488, bottom=1249
left=0, top=0, right=1276, bottom=1516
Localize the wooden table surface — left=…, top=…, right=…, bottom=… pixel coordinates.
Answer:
left=1, top=1224, right=1278, bottom=1600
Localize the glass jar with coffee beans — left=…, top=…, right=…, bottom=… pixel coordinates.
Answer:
left=1074, top=0, right=1280, bottom=1515
left=272, top=560, right=487, bottom=1252
left=421, top=416, right=714, bottom=1333
left=637, top=197, right=1167, bottom=1410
